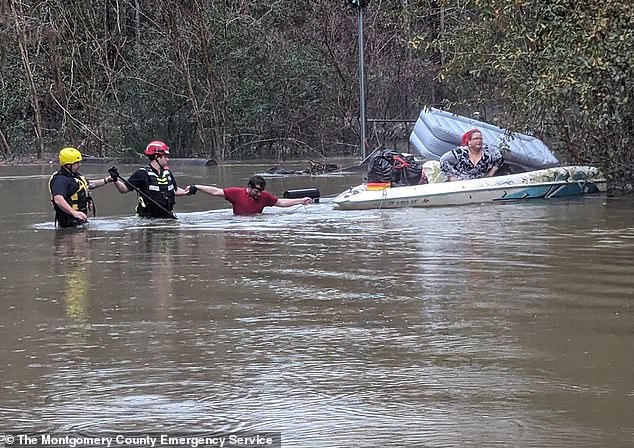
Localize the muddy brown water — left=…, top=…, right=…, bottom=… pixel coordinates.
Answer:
left=1, top=163, right=632, bottom=447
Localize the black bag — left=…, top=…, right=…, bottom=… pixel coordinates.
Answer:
left=367, top=149, right=401, bottom=183
left=368, top=150, right=425, bottom=186
left=392, top=154, right=425, bottom=186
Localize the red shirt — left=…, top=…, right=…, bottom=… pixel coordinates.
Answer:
left=223, top=187, right=278, bottom=215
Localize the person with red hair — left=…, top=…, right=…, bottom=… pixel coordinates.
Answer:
left=440, top=128, right=504, bottom=181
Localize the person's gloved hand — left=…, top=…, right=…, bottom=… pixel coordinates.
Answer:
left=108, top=166, right=120, bottom=182
left=186, top=185, right=198, bottom=196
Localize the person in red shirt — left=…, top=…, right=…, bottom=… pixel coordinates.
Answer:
left=192, top=175, right=313, bottom=215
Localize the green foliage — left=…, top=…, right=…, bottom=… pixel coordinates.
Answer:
left=0, top=52, right=32, bottom=155
left=434, top=0, right=633, bottom=189
left=2, top=0, right=441, bottom=161
left=4, top=0, right=630, bottom=190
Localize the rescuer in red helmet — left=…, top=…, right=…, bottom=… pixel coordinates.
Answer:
left=110, top=140, right=196, bottom=219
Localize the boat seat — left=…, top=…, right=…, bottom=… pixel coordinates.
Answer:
left=422, top=160, right=447, bottom=183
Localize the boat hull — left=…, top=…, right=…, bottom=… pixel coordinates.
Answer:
left=333, top=166, right=606, bottom=210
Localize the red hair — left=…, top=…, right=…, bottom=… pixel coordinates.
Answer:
left=461, top=128, right=481, bottom=146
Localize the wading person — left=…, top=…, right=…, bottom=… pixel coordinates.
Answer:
left=440, top=128, right=504, bottom=181
left=192, top=175, right=313, bottom=215
left=110, top=140, right=194, bottom=219
left=49, top=147, right=118, bottom=228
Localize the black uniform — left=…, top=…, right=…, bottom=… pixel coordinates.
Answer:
left=126, top=165, right=177, bottom=219
left=49, top=168, right=91, bottom=228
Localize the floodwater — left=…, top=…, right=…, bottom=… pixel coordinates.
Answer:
left=0, top=162, right=633, bottom=447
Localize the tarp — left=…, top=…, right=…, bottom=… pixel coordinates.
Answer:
left=409, top=107, right=559, bottom=170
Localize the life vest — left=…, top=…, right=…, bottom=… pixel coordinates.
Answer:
left=136, top=165, right=176, bottom=217
left=49, top=168, right=93, bottom=215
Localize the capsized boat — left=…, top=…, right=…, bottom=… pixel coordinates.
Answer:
left=333, top=166, right=606, bottom=210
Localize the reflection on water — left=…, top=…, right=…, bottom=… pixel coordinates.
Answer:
left=54, top=232, right=92, bottom=323
left=1, top=165, right=633, bottom=447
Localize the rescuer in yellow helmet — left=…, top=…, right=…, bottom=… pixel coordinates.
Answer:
left=49, top=147, right=117, bottom=227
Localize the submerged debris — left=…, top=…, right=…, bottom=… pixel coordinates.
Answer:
left=266, top=160, right=339, bottom=176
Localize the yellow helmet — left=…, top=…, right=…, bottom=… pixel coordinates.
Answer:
left=59, top=147, right=83, bottom=165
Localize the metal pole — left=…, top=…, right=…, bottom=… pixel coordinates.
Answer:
left=357, top=6, right=367, bottom=160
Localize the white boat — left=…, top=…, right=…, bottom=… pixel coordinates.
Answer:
left=333, top=166, right=606, bottom=210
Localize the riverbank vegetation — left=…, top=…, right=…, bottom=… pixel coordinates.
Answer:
left=1, top=0, right=632, bottom=190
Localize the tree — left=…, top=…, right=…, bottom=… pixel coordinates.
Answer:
left=432, top=0, right=634, bottom=189
left=8, top=0, right=45, bottom=158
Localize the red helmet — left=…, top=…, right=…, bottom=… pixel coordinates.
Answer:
left=144, top=140, right=170, bottom=156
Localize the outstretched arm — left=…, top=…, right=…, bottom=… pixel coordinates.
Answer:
left=88, top=175, right=115, bottom=190
left=194, top=184, right=225, bottom=197
left=112, top=178, right=132, bottom=193
left=275, top=197, right=313, bottom=208
left=174, top=186, right=190, bottom=196
left=107, top=167, right=132, bottom=193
